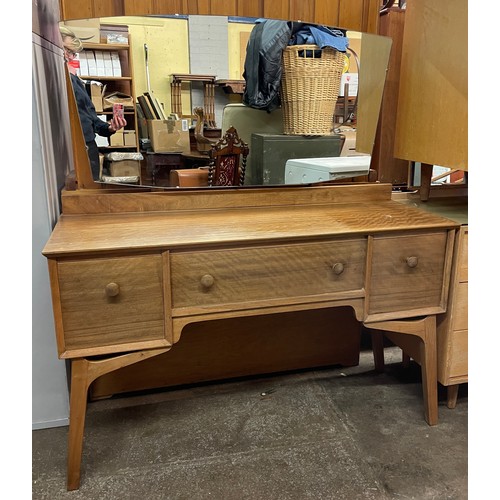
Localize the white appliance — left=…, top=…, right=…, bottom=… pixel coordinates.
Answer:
left=284, top=156, right=371, bottom=184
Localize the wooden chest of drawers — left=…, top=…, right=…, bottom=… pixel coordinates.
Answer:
left=437, top=225, right=468, bottom=405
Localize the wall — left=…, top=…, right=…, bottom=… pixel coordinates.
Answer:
left=102, top=15, right=252, bottom=126
left=32, top=0, right=75, bottom=429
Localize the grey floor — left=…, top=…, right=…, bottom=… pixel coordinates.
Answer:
left=32, top=347, right=468, bottom=499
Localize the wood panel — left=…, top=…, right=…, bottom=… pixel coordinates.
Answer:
left=90, top=307, right=361, bottom=399
left=263, top=0, right=289, bottom=21
left=289, top=0, right=314, bottom=24
left=236, top=0, right=263, bottom=18
left=60, top=0, right=93, bottom=20
left=339, top=0, right=364, bottom=31
left=313, top=0, right=339, bottom=26
left=60, top=0, right=379, bottom=33
left=210, top=0, right=238, bottom=16
left=370, top=8, right=409, bottom=184
left=121, top=0, right=152, bottom=15
left=394, top=0, right=467, bottom=170
left=93, top=0, right=124, bottom=17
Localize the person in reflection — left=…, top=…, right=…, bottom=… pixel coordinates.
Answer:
left=59, top=26, right=127, bottom=181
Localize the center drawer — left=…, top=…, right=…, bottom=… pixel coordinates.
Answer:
left=170, top=239, right=366, bottom=311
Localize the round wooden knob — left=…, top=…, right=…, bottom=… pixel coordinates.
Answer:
left=332, top=262, right=345, bottom=275
left=105, top=282, right=120, bottom=297
left=200, top=274, right=215, bottom=289
left=406, top=256, right=418, bottom=268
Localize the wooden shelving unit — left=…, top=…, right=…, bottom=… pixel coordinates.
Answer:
left=81, top=39, right=139, bottom=152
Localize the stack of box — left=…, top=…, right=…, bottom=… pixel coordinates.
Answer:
left=64, top=19, right=100, bottom=43
left=89, top=81, right=105, bottom=112
left=100, top=24, right=129, bottom=44
left=146, top=118, right=191, bottom=153
left=104, top=152, right=143, bottom=183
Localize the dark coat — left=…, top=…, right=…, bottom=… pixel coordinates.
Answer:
left=70, top=73, right=113, bottom=143
left=242, top=20, right=292, bottom=112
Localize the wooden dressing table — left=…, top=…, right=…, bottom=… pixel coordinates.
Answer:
left=43, top=183, right=459, bottom=490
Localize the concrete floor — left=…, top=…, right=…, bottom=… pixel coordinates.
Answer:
left=32, top=347, right=467, bottom=499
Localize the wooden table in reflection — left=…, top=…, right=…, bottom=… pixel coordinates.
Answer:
left=145, top=151, right=212, bottom=186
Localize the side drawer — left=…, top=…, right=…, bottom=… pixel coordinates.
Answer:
left=448, top=329, right=468, bottom=379
left=457, top=226, right=468, bottom=283
left=367, top=231, right=449, bottom=317
left=170, top=239, right=366, bottom=311
left=451, top=281, right=468, bottom=331
left=52, top=254, right=168, bottom=357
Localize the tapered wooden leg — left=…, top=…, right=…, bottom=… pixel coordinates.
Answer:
left=402, top=352, right=411, bottom=368
left=418, top=317, right=438, bottom=425
left=370, top=330, right=386, bottom=373
left=365, top=316, right=438, bottom=426
left=66, top=348, right=170, bottom=490
left=67, top=359, right=91, bottom=491
left=447, top=384, right=460, bottom=409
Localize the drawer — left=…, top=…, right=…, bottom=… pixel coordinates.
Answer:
left=170, top=239, right=366, bottom=311
left=367, top=232, right=449, bottom=316
left=451, top=281, right=468, bottom=331
left=56, top=255, right=166, bottom=356
left=457, top=227, right=468, bottom=283
left=448, top=329, right=468, bottom=379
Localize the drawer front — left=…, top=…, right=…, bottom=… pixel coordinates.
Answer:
left=448, top=329, right=468, bottom=378
left=457, top=227, right=468, bottom=283
left=452, top=281, right=468, bottom=331
left=57, top=255, right=165, bottom=353
left=368, top=232, right=448, bottom=315
left=170, top=239, right=366, bottom=310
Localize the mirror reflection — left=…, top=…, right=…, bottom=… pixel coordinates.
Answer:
left=61, top=15, right=392, bottom=189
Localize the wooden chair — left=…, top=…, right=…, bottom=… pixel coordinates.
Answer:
left=208, top=126, right=249, bottom=186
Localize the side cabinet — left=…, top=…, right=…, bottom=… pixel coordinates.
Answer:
left=437, top=225, right=468, bottom=407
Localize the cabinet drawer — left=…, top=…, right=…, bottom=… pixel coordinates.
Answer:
left=367, top=232, right=449, bottom=316
left=448, top=329, right=468, bottom=379
left=452, top=281, right=468, bottom=331
left=56, top=255, right=166, bottom=356
left=457, top=227, right=468, bottom=283
left=170, top=239, right=366, bottom=311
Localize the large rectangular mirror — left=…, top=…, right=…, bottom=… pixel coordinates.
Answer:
left=62, top=15, right=391, bottom=189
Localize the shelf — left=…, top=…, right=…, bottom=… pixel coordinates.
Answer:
left=82, top=43, right=130, bottom=51
left=80, top=76, right=132, bottom=81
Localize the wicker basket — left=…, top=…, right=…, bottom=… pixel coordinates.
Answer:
left=280, top=44, right=344, bottom=135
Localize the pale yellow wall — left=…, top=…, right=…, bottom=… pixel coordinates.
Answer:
left=102, top=16, right=253, bottom=117
left=103, top=16, right=190, bottom=117
left=228, top=22, right=254, bottom=79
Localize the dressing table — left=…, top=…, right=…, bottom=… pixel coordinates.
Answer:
left=43, top=1, right=466, bottom=491
left=43, top=183, right=458, bottom=490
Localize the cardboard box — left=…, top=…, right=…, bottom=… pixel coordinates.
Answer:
left=109, top=160, right=141, bottom=178
left=110, top=52, right=122, bottom=77
left=90, top=81, right=104, bottom=112
left=103, top=92, right=134, bottom=110
left=94, top=51, right=106, bottom=77
left=86, top=50, right=97, bottom=76
left=65, top=19, right=100, bottom=43
left=147, top=119, right=190, bottom=153
left=123, top=130, right=137, bottom=147
left=100, top=24, right=129, bottom=44
left=78, top=52, right=89, bottom=76
left=339, top=73, right=359, bottom=97
left=109, top=131, right=124, bottom=147
left=103, top=52, right=114, bottom=77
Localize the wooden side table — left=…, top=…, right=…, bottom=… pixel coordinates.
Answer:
left=145, top=151, right=184, bottom=186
